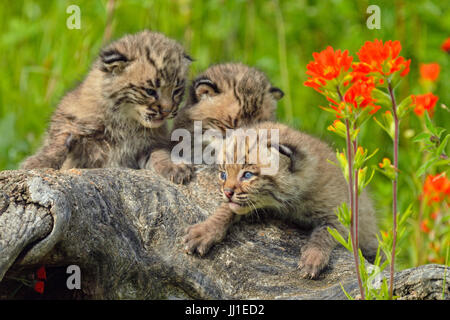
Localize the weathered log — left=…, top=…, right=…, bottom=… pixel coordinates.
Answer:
left=0, top=167, right=448, bottom=299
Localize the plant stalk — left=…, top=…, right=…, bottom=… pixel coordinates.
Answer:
left=388, top=81, right=399, bottom=300
left=353, top=131, right=359, bottom=255
left=345, top=119, right=364, bottom=299
left=339, top=83, right=365, bottom=299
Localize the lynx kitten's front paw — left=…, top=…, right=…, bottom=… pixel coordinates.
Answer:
left=298, top=246, right=329, bottom=279
left=156, top=162, right=194, bottom=184
left=183, top=222, right=224, bottom=256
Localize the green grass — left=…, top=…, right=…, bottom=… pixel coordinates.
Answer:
left=0, top=0, right=448, bottom=270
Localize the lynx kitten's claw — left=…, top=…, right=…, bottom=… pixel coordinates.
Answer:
left=164, top=163, right=194, bottom=184
left=298, top=247, right=328, bottom=279
left=183, top=222, right=221, bottom=256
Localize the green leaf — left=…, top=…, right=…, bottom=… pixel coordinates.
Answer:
left=436, top=127, right=447, bottom=140
left=396, top=95, right=413, bottom=118
left=373, top=117, right=389, bottom=136
left=436, top=134, right=449, bottom=157
left=363, top=168, right=376, bottom=190
left=328, top=227, right=352, bottom=251
left=371, top=88, right=392, bottom=107
left=399, top=204, right=413, bottom=227
left=355, top=106, right=372, bottom=128
left=340, top=283, right=355, bottom=300
left=335, top=202, right=352, bottom=227
left=373, top=114, right=394, bottom=140
left=366, top=148, right=379, bottom=162
left=424, top=111, right=438, bottom=136
left=416, top=157, right=438, bottom=176
left=350, top=127, right=360, bottom=141
left=412, top=132, right=431, bottom=143
left=431, top=159, right=450, bottom=168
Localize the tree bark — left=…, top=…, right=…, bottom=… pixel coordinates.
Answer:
left=0, top=167, right=448, bottom=299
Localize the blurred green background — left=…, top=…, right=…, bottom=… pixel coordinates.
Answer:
left=0, top=0, right=448, bottom=270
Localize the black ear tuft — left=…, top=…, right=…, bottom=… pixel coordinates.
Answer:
left=271, top=143, right=304, bottom=172
left=272, top=143, right=293, bottom=158
left=194, top=77, right=220, bottom=99
left=269, top=87, right=284, bottom=100
left=100, top=49, right=128, bottom=64
left=194, top=78, right=218, bottom=91
left=184, top=53, right=194, bottom=62
left=100, top=49, right=129, bottom=74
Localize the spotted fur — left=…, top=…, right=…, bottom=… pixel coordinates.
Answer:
left=21, top=30, right=194, bottom=183
left=173, top=62, right=284, bottom=135
left=184, top=122, right=380, bottom=279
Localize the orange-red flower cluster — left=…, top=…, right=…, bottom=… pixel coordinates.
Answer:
left=419, top=63, right=440, bottom=82
left=420, top=219, right=431, bottom=233
left=353, top=39, right=411, bottom=77
left=304, top=46, right=353, bottom=92
left=344, top=76, right=380, bottom=114
left=411, top=93, right=438, bottom=117
left=327, top=76, right=380, bottom=115
left=442, top=37, right=450, bottom=53
left=422, top=173, right=450, bottom=205
left=304, top=40, right=412, bottom=119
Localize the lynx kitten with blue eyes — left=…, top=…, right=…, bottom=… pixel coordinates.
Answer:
left=184, top=121, right=380, bottom=279
left=21, top=30, right=193, bottom=184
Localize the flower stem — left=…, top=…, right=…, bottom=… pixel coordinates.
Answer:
left=345, top=119, right=364, bottom=300
left=338, top=85, right=364, bottom=300
left=353, top=128, right=359, bottom=256
left=388, top=81, right=399, bottom=300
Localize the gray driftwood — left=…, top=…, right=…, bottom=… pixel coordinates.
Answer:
left=0, top=167, right=448, bottom=299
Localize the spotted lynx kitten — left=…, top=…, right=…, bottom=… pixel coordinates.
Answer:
left=173, top=62, right=284, bottom=134
left=21, top=30, right=193, bottom=184
left=171, top=62, right=283, bottom=167
left=184, top=121, right=379, bottom=279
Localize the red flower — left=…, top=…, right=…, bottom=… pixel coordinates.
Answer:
left=420, top=63, right=440, bottom=82
left=422, top=173, right=450, bottom=205
left=441, top=38, right=450, bottom=53
left=420, top=219, right=431, bottom=233
left=430, top=211, right=439, bottom=220
left=411, top=93, right=438, bottom=117
left=304, top=46, right=353, bottom=92
left=36, top=265, right=46, bottom=280
left=345, top=76, right=380, bottom=114
left=353, top=39, right=411, bottom=77
left=327, top=75, right=380, bottom=116
left=34, top=280, right=45, bottom=294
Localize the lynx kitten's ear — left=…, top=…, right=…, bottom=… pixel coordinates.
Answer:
left=194, top=78, right=219, bottom=99
left=183, top=53, right=194, bottom=65
left=271, top=143, right=293, bottom=158
left=100, top=49, right=130, bottom=75
left=269, top=87, right=284, bottom=100
left=271, top=142, right=304, bottom=172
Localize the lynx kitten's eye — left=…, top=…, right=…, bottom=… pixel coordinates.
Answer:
left=242, top=171, right=254, bottom=180
left=220, top=172, right=227, bottom=180
left=145, top=88, right=157, bottom=97
left=172, top=86, right=184, bottom=98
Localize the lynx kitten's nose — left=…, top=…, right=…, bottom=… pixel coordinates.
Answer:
left=224, top=189, right=234, bottom=199
left=158, top=109, right=170, bottom=117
